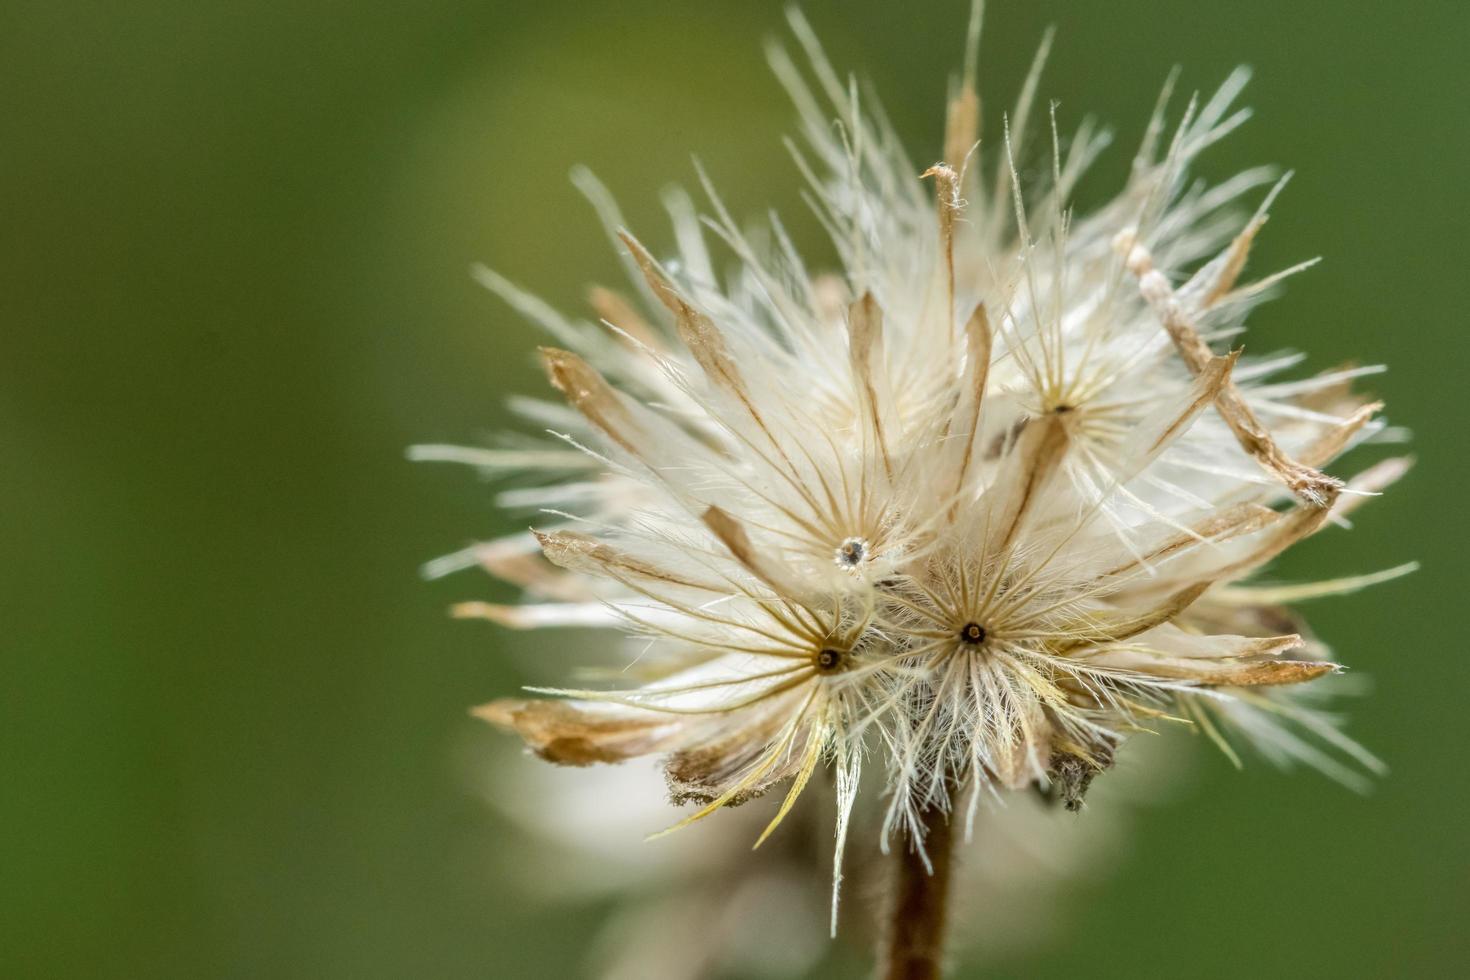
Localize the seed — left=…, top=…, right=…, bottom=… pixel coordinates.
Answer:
left=958, top=622, right=986, bottom=644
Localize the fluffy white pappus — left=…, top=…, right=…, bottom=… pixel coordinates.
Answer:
left=420, top=4, right=1409, bottom=930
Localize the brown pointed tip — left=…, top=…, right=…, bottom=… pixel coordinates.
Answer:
left=471, top=698, right=522, bottom=728
left=479, top=699, right=673, bottom=766
left=943, top=86, right=981, bottom=173
left=619, top=230, right=693, bottom=319
left=1226, top=659, right=1341, bottom=687
left=536, top=345, right=575, bottom=389
left=615, top=229, right=658, bottom=279
left=587, top=284, right=660, bottom=349
left=846, top=292, right=884, bottom=349
left=700, top=505, right=745, bottom=549
left=529, top=528, right=569, bottom=565
left=965, top=301, right=991, bottom=331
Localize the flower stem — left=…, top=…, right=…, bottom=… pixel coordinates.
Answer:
left=879, top=799, right=956, bottom=980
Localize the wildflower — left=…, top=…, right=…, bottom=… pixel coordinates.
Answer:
left=417, top=1, right=1409, bottom=967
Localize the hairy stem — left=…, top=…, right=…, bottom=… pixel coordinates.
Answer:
left=879, top=800, right=956, bottom=980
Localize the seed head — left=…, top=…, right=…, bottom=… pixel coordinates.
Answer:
left=419, top=4, right=1411, bottom=932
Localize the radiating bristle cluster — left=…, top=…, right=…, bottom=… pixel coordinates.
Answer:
left=418, top=5, right=1409, bottom=930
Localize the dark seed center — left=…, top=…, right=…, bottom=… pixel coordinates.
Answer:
left=816, top=648, right=845, bottom=671
left=959, top=622, right=987, bottom=644
left=835, top=537, right=867, bottom=566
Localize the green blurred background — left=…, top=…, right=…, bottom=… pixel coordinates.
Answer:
left=5, top=1, right=1466, bottom=976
